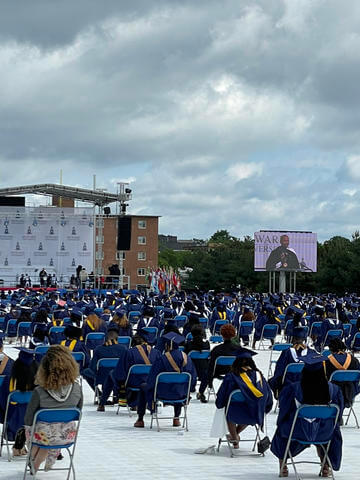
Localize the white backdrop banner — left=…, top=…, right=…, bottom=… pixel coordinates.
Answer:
left=0, top=206, right=94, bottom=280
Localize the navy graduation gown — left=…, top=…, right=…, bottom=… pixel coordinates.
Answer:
left=271, top=382, right=344, bottom=470
left=216, top=371, right=273, bottom=427
left=145, top=349, right=197, bottom=408
left=269, top=347, right=317, bottom=395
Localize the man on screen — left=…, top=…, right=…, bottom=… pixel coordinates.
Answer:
left=265, top=234, right=300, bottom=271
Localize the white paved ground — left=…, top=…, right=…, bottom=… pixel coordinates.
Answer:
left=1, top=344, right=359, bottom=480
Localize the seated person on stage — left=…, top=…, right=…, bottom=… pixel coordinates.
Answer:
left=82, top=313, right=107, bottom=339
left=325, top=338, right=360, bottom=408
left=184, top=325, right=210, bottom=403
left=216, top=349, right=273, bottom=449
left=97, top=329, right=161, bottom=411
left=208, top=324, right=239, bottom=390
left=133, top=332, right=197, bottom=428
left=60, top=325, right=90, bottom=371
left=269, top=327, right=316, bottom=398
left=271, top=354, right=344, bottom=478
left=82, top=328, right=127, bottom=393
left=107, top=312, right=133, bottom=337
left=0, top=348, right=38, bottom=456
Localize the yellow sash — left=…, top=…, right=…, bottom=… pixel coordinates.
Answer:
left=87, top=320, right=95, bottom=331
left=61, top=339, right=77, bottom=351
left=275, top=316, right=281, bottom=323
left=328, top=353, right=352, bottom=370
left=136, top=345, right=152, bottom=365
left=218, top=311, right=226, bottom=320
left=165, top=352, right=187, bottom=373
left=239, top=372, right=264, bottom=398
left=53, top=319, right=63, bottom=327
left=9, top=378, right=17, bottom=405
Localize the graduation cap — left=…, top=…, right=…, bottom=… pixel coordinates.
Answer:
left=143, top=306, right=154, bottom=317
left=302, top=354, right=328, bottom=371
left=138, top=328, right=152, bottom=342
left=162, top=332, right=185, bottom=348
left=15, top=347, right=35, bottom=366
left=292, top=327, right=307, bottom=340
left=70, top=308, right=83, bottom=320
left=64, top=325, right=82, bottom=339
left=235, top=348, right=257, bottom=359
left=325, top=304, right=336, bottom=314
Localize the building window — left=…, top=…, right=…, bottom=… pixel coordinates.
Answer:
left=138, top=251, right=146, bottom=261
left=137, top=268, right=146, bottom=276
left=138, top=220, right=146, bottom=229
left=95, top=251, right=104, bottom=260
left=96, top=235, right=104, bottom=244
left=116, top=251, right=126, bottom=260
left=138, top=236, right=146, bottom=245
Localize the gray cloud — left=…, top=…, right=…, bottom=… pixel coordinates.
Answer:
left=1, top=1, right=360, bottom=241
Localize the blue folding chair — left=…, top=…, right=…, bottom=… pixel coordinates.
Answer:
left=209, top=335, right=223, bottom=343
left=71, top=351, right=86, bottom=369
left=34, top=345, right=49, bottom=362
left=281, top=404, right=340, bottom=480
left=117, top=364, right=152, bottom=416
left=309, top=321, right=322, bottom=339
left=322, top=330, right=343, bottom=350
left=0, top=317, right=5, bottom=332
left=343, top=323, right=351, bottom=338
left=128, top=311, right=141, bottom=325
left=140, top=327, right=158, bottom=345
left=24, top=408, right=82, bottom=479
left=217, top=389, right=262, bottom=457
left=267, top=343, right=292, bottom=379
left=185, top=333, right=193, bottom=342
left=212, top=319, right=229, bottom=335
left=117, top=336, right=132, bottom=349
left=49, top=326, right=66, bottom=344
left=0, top=390, right=33, bottom=461
left=16, top=321, right=32, bottom=345
left=329, top=370, right=360, bottom=428
left=94, top=358, right=119, bottom=404
left=273, top=362, right=305, bottom=413
left=188, top=350, right=210, bottom=360
left=239, top=321, right=254, bottom=341
left=150, top=372, right=191, bottom=432
left=85, top=332, right=105, bottom=351
left=5, top=319, right=17, bottom=339
left=207, top=356, right=236, bottom=400
left=199, top=317, right=208, bottom=329
left=351, top=332, right=360, bottom=352
left=281, top=362, right=305, bottom=386
left=174, top=315, right=187, bottom=329
left=258, top=324, right=279, bottom=350
left=283, top=320, right=293, bottom=341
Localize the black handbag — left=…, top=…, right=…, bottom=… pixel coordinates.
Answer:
left=257, top=435, right=271, bottom=454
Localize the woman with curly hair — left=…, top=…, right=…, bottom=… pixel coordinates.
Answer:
left=24, top=345, right=83, bottom=473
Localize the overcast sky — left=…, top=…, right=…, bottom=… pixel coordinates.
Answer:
left=2, top=0, right=360, bottom=241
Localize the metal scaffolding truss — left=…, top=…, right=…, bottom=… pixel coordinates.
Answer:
left=0, top=183, right=131, bottom=207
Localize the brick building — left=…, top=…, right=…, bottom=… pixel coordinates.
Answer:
left=100, top=215, right=159, bottom=290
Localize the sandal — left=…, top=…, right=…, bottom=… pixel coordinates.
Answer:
left=279, top=462, right=288, bottom=477
left=319, top=464, right=332, bottom=477
left=226, top=434, right=240, bottom=449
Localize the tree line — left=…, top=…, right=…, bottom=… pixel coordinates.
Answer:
left=158, top=230, right=360, bottom=294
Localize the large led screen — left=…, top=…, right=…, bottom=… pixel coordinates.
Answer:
left=254, top=231, right=317, bottom=272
